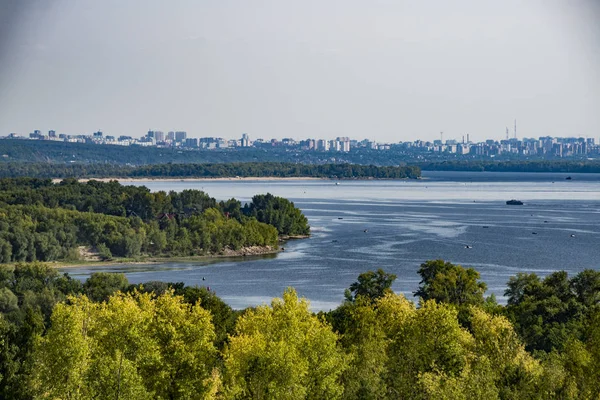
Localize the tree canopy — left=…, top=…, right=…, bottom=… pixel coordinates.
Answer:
left=414, top=260, right=487, bottom=307
left=344, top=268, right=397, bottom=303
left=0, top=262, right=599, bottom=398
left=0, top=179, right=313, bottom=263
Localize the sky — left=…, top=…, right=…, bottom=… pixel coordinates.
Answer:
left=0, top=0, right=599, bottom=143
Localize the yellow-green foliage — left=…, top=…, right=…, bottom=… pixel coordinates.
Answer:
left=223, top=288, right=348, bottom=400
left=32, top=291, right=219, bottom=399
left=20, top=282, right=600, bottom=399
left=337, top=293, right=547, bottom=400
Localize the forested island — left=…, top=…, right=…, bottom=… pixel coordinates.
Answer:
left=0, top=178, right=309, bottom=264
left=0, top=260, right=599, bottom=398
left=0, top=162, right=421, bottom=180
left=418, top=160, right=600, bottom=173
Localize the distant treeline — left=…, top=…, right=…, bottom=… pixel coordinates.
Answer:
left=420, top=160, right=600, bottom=173
left=0, top=178, right=309, bottom=263
left=0, top=162, right=421, bottom=179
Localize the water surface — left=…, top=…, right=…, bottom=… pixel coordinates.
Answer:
left=63, top=171, right=600, bottom=310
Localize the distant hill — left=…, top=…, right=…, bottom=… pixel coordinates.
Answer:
left=0, top=139, right=598, bottom=173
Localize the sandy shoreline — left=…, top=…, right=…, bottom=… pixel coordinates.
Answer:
left=52, top=245, right=283, bottom=269
left=52, top=176, right=328, bottom=183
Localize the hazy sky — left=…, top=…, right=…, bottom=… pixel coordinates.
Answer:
left=0, top=0, right=599, bottom=142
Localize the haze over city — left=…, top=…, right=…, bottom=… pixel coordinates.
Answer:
left=1, top=0, right=599, bottom=142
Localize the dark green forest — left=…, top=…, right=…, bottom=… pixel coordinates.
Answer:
left=1, top=261, right=599, bottom=399
left=418, top=160, right=600, bottom=173
left=0, top=178, right=309, bottom=263
left=0, top=161, right=421, bottom=180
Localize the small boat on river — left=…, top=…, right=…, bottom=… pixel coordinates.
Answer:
left=506, top=199, right=524, bottom=205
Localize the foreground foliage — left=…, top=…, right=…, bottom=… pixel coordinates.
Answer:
left=1, top=261, right=600, bottom=399
left=33, top=291, right=218, bottom=399
left=223, top=289, right=347, bottom=399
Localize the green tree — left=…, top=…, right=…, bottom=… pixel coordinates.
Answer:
left=344, top=268, right=397, bottom=303
left=338, top=297, right=389, bottom=399
left=244, top=193, right=310, bottom=236
left=96, top=243, right=113, bottom=261
left=83, top=272, right=129, bottom=302
left=31, top=297, right=96, bottom=399
left=176, top=285, right=239, bottom=349
left=142, top=291, right=218, bottom=399
left=384, top=299, right=474, bottom=398
left=415, top=260, right=487, bottom=307
left=0, top=289, right=18, bottom=313
left=467, top=306, right=541, bottom=398
left=223, top=288, right=348, bottom=399
left=570, top=269, right=600, bottom=307
left=32, top=291, right=219, bottom=399
left=504, top=271, right=585, bottom=353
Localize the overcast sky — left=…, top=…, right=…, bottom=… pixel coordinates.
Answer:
left=0, top=0, right=598, bottom=142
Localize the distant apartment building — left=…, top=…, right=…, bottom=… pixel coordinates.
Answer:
left=199, top=137, right=221, bottom=149
left=457, top=144, right=470, bottom=155
left=185, top=138, right=199, bottom=148
left=175, top=131, right=187, bottom=142
left=29, top=130, right=43, bottom=139
left=335, top=137, right=350, bottom=152
left=301, top=139, right=315, bottom=150
left=316, top=139, right=329, bottom=151
left=154, top=131, right=165, bottom=142
left=140, top=136, right=155, bottom=145
left=241, top=133, right=250, bottom=147
left=146, top=130, right=164, bottom=143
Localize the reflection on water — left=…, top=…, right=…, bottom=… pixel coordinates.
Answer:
left=63, top=172, right=600, bottom=311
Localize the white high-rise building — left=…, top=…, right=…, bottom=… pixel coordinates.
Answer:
left=241, top=133, right=250, bottom=147
left=316, top=139, right=329, bottom=151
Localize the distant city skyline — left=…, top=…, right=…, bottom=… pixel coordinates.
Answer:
left=1, top=1, right=599, bottom=142
left=2, top=119, right=599, bottom=145
left=5, top=128, right=598, bottom=161
left=5, top=123, right=600, bottom=144
left=11, top=126, right=597, bottom=146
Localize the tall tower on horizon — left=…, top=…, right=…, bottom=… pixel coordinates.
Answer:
left=514, top=119, right=517, bottom=139
left=506, top=127, right=509, bottom=140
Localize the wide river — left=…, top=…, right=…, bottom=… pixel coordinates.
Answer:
left=62, top=171, right=600, bottom=311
